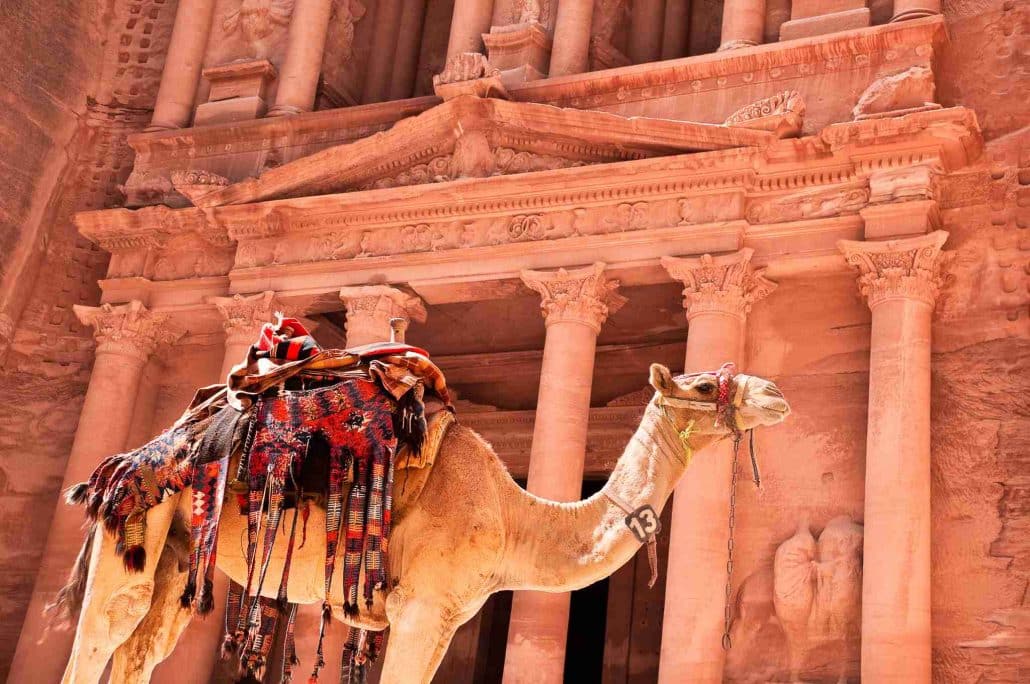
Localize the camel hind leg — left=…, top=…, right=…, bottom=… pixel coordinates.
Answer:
left=62, top=495, right=178, bottom=684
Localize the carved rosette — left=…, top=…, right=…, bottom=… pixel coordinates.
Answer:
left=73, top=301, right=178, bottom=363
left=209, top=291, right=281, bottom=347
left=662, top=248, right=777, bottom=320
left=339, top=285, right=427, bottom=328
left=837, top=230, right=950, bottom=309
left=521, top=262, right=627, bottom=333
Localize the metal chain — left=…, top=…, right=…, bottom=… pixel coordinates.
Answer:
left=722, top=437, right=741, bottom=650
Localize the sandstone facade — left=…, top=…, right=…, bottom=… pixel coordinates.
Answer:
left=0, top=0, right=1027, bottom=682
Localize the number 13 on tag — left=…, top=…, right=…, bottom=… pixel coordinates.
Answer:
left=625, top=504, right=661, bottom=542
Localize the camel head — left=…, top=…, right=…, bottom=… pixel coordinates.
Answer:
left=647, top=363, right=790, bottom=438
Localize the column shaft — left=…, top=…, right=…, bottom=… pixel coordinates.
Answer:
left=148, top=0, right=218, bottom=131
left=628, top=0, right=666, bottom=64
left=548, top=0, right=596, bottom=76
left=661, top=0, right=691, bottom=60
left=719, top=0, right=766, bottom=51
left=658, top=312, right=743, bottom=683
left=363, top=0, right=406, bottom=103
left=446, top=0, right=495, bottom=59
left=657, top=250, right=775, bottom=684
left=838, top=231, right=947, bottom=683
left=862, top=297, right=932, bottom=681
left=9, top=303, right=171, bottom=683
left=389, top=0, right=429, bottom=100
left=269, top=0, right=336, bottom=116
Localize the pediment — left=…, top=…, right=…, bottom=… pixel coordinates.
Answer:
left=191, top=95, right=777, bottom=208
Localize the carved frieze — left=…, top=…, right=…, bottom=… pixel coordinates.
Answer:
left=746, top=184, right=870, bottom=224
left=838, top=230, right=951, bottom=309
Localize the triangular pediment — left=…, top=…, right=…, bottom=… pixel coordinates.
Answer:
left=189, top=96, right=776, bottom=208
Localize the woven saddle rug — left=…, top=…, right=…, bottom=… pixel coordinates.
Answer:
left=67, top=318, right=453, bottom=683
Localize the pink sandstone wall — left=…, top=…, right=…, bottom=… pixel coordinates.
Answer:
left=0, top=0, right=181, bottom=677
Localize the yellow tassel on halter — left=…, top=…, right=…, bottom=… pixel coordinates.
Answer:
left=679, top=420, right=696, bottom=467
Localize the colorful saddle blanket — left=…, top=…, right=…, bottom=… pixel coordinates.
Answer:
left=67, top=319, right=453, bottom=683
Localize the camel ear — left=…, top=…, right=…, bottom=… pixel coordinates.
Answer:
left=649, top=364, right=675, bottom=395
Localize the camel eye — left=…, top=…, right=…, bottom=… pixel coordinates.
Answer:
left=696, top=382, right=715, bottom=394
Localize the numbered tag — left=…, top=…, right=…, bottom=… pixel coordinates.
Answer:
left=625, top=505, right=661, bottom=542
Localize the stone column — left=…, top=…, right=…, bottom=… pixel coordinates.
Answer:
left=548, top=0, right=596, bottom=76
left=268, top=0, right=336, bottom=117
left=445, top=0, right=495, bottom=60
left=838, top=230, right=948, bottom=683
left=656, top=249, right=775, bottom=683
left=628, top=0, right=666, bottom=64
left=661, top=0, right=691, bottom=60
left=147, top=0, right=218, bottom=131
left=718, top=0, right=766, bottom=51
left=8, top=302, right=176, bottom=683
left=389, top=0, right=429, bottom=100
left=502, top=263, right=626, bottom=684
left=339, top=285, right=427, bottom=347
left=362, top=0, right=406, bottom=103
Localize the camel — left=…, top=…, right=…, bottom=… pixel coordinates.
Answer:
left=57, top=363, right=790, bottom=683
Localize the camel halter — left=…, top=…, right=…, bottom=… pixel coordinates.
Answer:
left=606, top=363, right=763, bottom=648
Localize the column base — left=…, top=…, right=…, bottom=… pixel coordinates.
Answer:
left=194, top=95, right=268, bottom=127
left=144, top=121, right=182, bottom=133
left=717, top=39, right=759, bottom=52
left=780, top=8, right=871, bottom=41
left=891, top=10, right=939, bottom=22
left=266, top=104, right=307, bottom=117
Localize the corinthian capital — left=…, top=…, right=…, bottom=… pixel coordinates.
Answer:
left=838, top=230, right=950, bottom=309
left=521, top=263, right=627, bottom=333
left=209, top=291, right=281, bottom=345
left=339, top=286, right=427, bottom=324
left=662, top=248, right=776, bottom=320
left=73, top=301, right=178, bottom=363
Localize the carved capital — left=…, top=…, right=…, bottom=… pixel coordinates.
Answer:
left=73, top=301, right=178, bottom=363
left=209, top=291, right=281, bottom=346
left=521, top=262, right=626, bottom=333
left=339, top=285, right=427, bottom=326
left=662, top=248, right=777, bottom=320
left=837, top=230, right=950, bottom=309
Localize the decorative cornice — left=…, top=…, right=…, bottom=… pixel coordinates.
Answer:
left=338, top=285, right=427, bottom=324
left=73, top=300, right=179, bottom=363
left=208, top=291, right=281, bottom=345
left=837, top=230, right=950, bottom=309
left=521, top=262, right=627, bottom=332
left=662, top=248, right=777, bottom=319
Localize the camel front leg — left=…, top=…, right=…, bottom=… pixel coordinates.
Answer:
left=109, top=540, right=193, bottom=684
left=378, top=589, right=462, bottom=684
left=62, top=496, right=178, bottom=684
